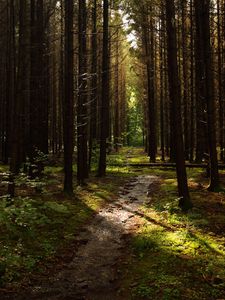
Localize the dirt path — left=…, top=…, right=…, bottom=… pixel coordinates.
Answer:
left=2, top=175, right=158, bottom=300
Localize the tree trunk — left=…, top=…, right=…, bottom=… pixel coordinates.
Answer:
left=89, top=0, right=98, bottom=169
left=194, top=0, right=219, bottom=190
left=77, top=0, right=88, bottom=184
left=10, top=0, right=29, bottom=174
left=165, top=0, right=192, bottom=211
left=194, top=0, right=207, bottom=163
left=63, top=0, right=74, bottom=193
left=98, top=0, right=110, bottom=177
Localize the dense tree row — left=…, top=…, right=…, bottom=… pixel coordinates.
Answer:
left=0, top=0, right=224, bottom=210
left=0, top=0, right=128, bottom=192
left=124, top=0, right=225, bottom=209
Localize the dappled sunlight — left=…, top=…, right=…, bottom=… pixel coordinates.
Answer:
left=0, top=0, right=224, bottom=296
left=107, top=166, right=133, bottom=176
left=0, top=147, right=225, bottom=299
left=108, top=154, right=225, bottom=299
left=121, top=218, right=225, bottom=299
left=0, top=170, right=128, bottom=288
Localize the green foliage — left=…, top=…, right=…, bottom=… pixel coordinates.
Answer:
left=32, top=149, right=48, bottom=165
left=126, top=88, right=144, bottom=147
left=126, top=222, right=225, bottom=299
left=15, top=173, right=47, bottom=192
left=0, top=196, right=52, bottom=283
left=0, top=147, right=224, bottom=296
left=0, top=194, right=94, bottom=284
left=132, top=284, right=154, bottom=298
left=44, top=166, right=63, bottom=174
left=0, top=156, right=129, bottom=286
left=44, top=201, right=71, bottom=214
left=0, top=163, right=9, bottom=173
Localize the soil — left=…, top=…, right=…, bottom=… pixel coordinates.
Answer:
left=0, top=175, right=159, bottom=300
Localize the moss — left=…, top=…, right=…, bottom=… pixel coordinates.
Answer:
left=44, top=166, right=63, bottom=174
left=0, top=168, right=127, bottom=286
left=1, top=146, right=225, bottom=297
left=0, top=164, right=9, bottom=173
left=118, top=153, right=225, bottom=300
left=121, top=220, right=225, bottom=299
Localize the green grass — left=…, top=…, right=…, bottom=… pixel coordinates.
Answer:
left=118, top=164, right=225, bottom=300
left=0, top=168, right=127, bottom=287
left=0, top=164, right=9, bottom=173
left=0, top=194, right=94, bottom=284
left=122, top=222, right=225, bottom=299
left=44, top=166, right=63, bottom=174
left=0, top=148, right=136, bottom=286
left=1, top=146, right=225, bottom=298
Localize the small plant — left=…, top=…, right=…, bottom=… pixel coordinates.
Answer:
left=132, top=283, right=154, bottom=298
left=163, top=198, right=181, bottom=214
left=15, top=172, right=47, bottom=193
left=24, top=149, right=49, bottom=179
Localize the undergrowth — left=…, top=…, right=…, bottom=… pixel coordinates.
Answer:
left=0, top=161, right=127, bottom=287
left=0, top=146, right=225, bottom=300
left=119, top=157, right=225, bottom=300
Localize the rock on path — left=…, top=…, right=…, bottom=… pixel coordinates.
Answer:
left=2, top=175, right=158, bottom=300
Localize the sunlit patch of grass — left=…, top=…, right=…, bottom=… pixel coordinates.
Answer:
left=127, top=156, right=149, bottom=164
left=125, top=147, right=148, bottom=164
left=0, top=164, right=9, bottom=173
left=121, top=219, right=225, bottom=299
left=107, top=165, right=133, bottom=176
left=187, top=168, right=206, bottom=179
left=107, top=153, right=127, bottom=165
left=44, top=166, right=63, bottom=174
left=119, top=163, right=225, bottom=300
left=147, top=168, right=176, bottom=178
left=160, top=179, right=177, bottom=196
left=164, top=178, right=177, bottom=185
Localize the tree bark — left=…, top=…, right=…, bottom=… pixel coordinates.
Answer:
left=98, top=0, right=110, bottom=177
left=63, top=0, right=74, bottom=193
left=89, top=0, right=98, bottom=168
left=77, top=0, right=88, bottom=184
left=165, top=0, right=192, bottom=211
left=10, top=0, right=29, bottom=174
left=194, top=0, right=219, bottom=190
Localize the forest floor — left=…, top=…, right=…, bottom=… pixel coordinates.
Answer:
left=0, top=148, right=225, bottom=299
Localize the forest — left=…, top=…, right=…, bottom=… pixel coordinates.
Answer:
left=0, top=0, right=225, bottom=299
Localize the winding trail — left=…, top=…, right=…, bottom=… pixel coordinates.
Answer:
left=3, top=175, right=158, bottom=300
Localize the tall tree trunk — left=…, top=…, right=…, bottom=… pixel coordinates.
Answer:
left=63, top=0, right=74, bottom=193
left=165, top=0, right=192, bottom=211
left=77, top=0, right=88, bottom=184
left=89, top=0, right=98, bottom=168
left=181, top=0, right=190, bottom=161
left=30, top=0, right=48, bottom=157
left=114, top=29, right=120, bottom=152
left=159, top=11, right=165, bottom=161
left=190, top=0, right=195, bottom=162
left=98, top=0, right=110, bottom=177
left=194, top=0, right=219, bottom=190
left=148, top=10, right=157, bottom=162
left=217, top=0, right=224, bottom=162
left=142, top=8, right=157, bottom=162
left=5, top=0, right=16, bottom=164
left=10, top=0, right=29, bottom=173
left=194, top=0, right=207, bottom=163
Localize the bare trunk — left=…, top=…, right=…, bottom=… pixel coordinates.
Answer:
left=165, top=0, right=192, bottom=211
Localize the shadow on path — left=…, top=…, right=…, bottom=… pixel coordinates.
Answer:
left=0, top=175, right=158, bottom=300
